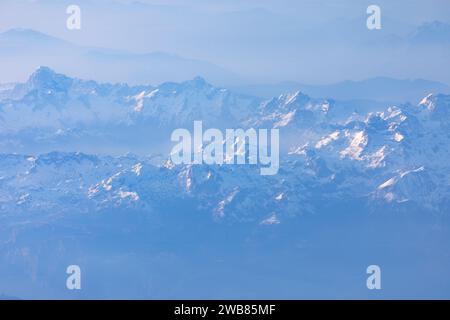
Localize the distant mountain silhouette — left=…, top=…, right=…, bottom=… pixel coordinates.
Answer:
left=0, top=28, right=241, bottom=85
left=231, top=77, right=450, bottom=103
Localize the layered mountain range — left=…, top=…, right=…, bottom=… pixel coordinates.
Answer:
left=1, top=67, right=449, bottom=222
left=1, top=67, right=450, bottom=299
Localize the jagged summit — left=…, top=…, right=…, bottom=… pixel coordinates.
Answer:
left=190, top=76, right=208, bottom=85
left=29, top=66, right=58, bottom=80
left=26, top=66, right=73, bottom=92
left=157, top=75, right=212, bottom=92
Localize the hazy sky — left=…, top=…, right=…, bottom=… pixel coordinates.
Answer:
left=0, top=0, right=449, bottom=84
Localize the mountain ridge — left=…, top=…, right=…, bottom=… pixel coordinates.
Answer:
left=1, top=68, right=449, bottom=218
left=0, top=28, right=241, bottom=85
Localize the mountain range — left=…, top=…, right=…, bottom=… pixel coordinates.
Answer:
left=1, top=68, right=450, bottom=299
left=0, top=28, right=240, bottom=85
left=1, top=67, right=449, bottom=218
left=1, top=27, right=450, bottom=94
left=231, top=77, right=450, bottom=103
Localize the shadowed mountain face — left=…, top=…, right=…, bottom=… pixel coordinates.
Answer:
left=1, top=69, right=450, bottom=298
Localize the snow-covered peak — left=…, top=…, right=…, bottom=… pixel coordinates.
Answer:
left=418, top=93, right=450, bottom=122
